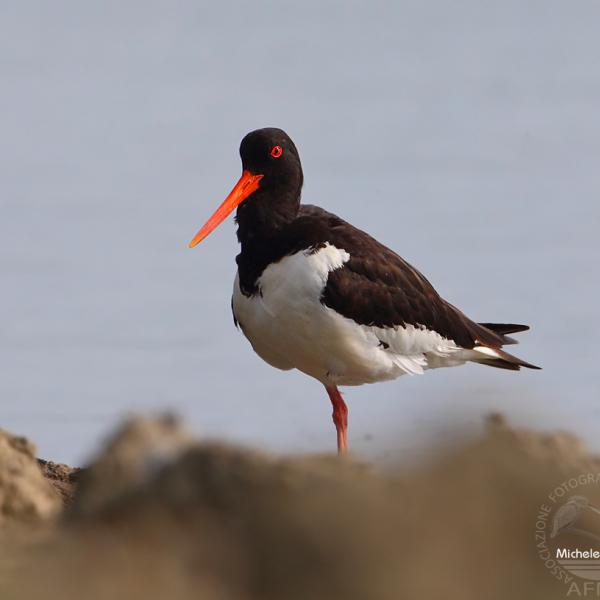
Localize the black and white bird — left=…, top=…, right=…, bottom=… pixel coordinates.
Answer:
left=188, top=128, right=539, bottom=454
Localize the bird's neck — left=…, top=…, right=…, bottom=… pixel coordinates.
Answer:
left=234, top=184, right=302, bottom=297
left=235, top=185, right=301, bottom=248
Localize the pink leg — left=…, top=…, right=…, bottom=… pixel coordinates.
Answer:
left=325, top=385, right=348, bottom=454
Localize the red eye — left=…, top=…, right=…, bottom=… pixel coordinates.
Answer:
left=270, top=145, right=283, bottom=158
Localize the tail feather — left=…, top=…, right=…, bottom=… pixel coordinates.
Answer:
left=476, top=322, right=530, bottom=346
left=479, top=322, right=529, bottom=335
left=445, top=303, right=538, bottom=369
left=471, top=346, right=541, bottom=371
left=474, top=358, right=521, bottom=371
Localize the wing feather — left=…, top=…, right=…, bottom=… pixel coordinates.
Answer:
left=298, top=206, right=506, bottom=350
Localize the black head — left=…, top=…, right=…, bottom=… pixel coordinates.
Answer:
left=239, top=127, right=303, bottom=193
left=188, top=127, right=304, bottom=249
left=235, top=128, right=304, bottom=240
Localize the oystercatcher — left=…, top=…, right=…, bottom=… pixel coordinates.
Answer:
left=188, top=128, right=539, bottom=454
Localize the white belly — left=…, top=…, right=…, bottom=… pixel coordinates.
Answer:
left=231, top=244, right=466, bottom=386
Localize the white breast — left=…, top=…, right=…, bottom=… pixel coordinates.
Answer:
left=231, top=244, right=467, bottom=386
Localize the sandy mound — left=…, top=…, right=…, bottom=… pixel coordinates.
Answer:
left=0, top=428, right=61, bottom=523
left=36, top=460, right=80, bottom=506
left=1, top=414, right=599, bottom=599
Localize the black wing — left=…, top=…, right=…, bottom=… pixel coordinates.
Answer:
left=298, top=205, right=508, bottom=350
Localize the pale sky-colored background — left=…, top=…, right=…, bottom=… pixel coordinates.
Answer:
left=1, top=1, right=599, bottom=464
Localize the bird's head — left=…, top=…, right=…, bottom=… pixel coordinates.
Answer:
left=188, top=127, right=303, bottom=248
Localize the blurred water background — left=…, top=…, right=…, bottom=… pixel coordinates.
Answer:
left=1, top=1, right=599, bottom=464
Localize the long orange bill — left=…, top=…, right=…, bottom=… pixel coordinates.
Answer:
left=188, top=170, right=263, bottom=248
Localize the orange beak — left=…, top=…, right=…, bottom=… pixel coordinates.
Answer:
left=188, top=170, right=263, bottom=248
